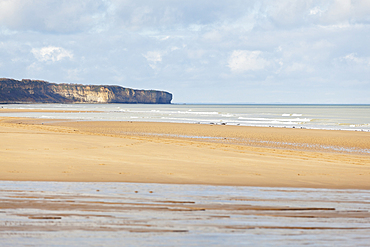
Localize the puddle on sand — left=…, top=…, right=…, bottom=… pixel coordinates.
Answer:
left=1, top=181, right=370, bottom=246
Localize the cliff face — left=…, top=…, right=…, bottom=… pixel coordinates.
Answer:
left=0, top=78, right=172, bottom=104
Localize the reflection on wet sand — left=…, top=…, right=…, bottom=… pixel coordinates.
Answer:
left=1, top=182, right=370, bottom=246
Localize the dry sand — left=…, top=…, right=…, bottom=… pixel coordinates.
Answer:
left=0, top=117, right=369, bottom=189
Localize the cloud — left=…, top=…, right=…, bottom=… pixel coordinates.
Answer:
left=31, top=46, right=73, bottom=62
left=0, top=0, right=369, bottom=103
left=1, top=0, right=369, bottom=35
left=109, top=0, right=370, bottom=32
left=319, top=0, right=370, bottom=25
left=340, top=53, right=370, bottom=66
left=284, top=62, right=314, bottom=73
left=0, top=0, right=109, bottom=33
left=309, top=6, right=325, bottom=16
left=228, top=50, right=269, bottom=72
left=335, top=53, right=370, bottom=77
left=110, top=0, right=257, bottom=31
left=255, top=0, right=370, bottom=30
left=143, top=51, right=163, bottom=69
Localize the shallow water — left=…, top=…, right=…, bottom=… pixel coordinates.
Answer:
left=1, top=104, right=370, bottom=131
left=1, top=181, right=370, bottom=246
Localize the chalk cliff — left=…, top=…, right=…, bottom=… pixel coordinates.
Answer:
left=0, top=78, right=172, bottom=104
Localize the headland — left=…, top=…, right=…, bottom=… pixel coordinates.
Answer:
left=0, top=78, right=172, bottom=104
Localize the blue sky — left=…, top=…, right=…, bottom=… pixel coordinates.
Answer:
left=0, top=0, right=369, bottom=103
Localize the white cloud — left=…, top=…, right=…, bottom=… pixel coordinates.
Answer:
left=0, top=0, right=109, bottom=33
left=309, top=6, right=324, bottom=16
left=31, top=46, right=73, bottom=62
left=143, top=51, right=163, bottom=69
left=340, top=53, right=370, bottom=67
left=228, top=50, right=269, bottom=72
left=257, top=0, right=370, bottom=29
left=1, top=0, right=369, bottom=103
left=312, top=0, right=370, bottom=26
left=1, top=0, right=369, bottom=35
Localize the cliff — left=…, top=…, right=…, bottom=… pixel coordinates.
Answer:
left=0, top=78, right=172, bottom=104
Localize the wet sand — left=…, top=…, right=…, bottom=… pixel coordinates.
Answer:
left=1, top=182, right=370, bottom=246
left=0, top=117, right=369, bottom=189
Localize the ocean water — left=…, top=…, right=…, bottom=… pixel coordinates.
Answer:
left=1, top=104, right=370, bottom=131
left=1, top=181, right=370, bottom=246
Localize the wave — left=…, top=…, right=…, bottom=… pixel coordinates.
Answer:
left=282, top=113, right=303, bottom=117
left=238, top=117, right=311, bottom=123
left=116, top=109, right=220, bottom=115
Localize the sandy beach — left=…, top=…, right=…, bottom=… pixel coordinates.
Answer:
left=1, top=113, right=370, bottom=246
left=0, top=116, right=369, bottom=189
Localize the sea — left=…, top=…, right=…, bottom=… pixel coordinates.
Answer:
left=1, top=104, right=370, bottom=246
left=1, top=103, right=370, bottom=131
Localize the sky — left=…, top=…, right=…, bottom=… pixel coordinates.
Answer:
left=0, top=0, right=369, bottom=104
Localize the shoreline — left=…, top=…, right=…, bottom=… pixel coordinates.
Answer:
left=0, top=116, right=369, bottom=189
left=1, top=105, right=370, bottom=132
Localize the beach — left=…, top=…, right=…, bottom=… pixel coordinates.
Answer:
left=3, top=1, right=370, bottom=244
left=1, top=111, right=370, bottom=245
left=1, top=116, right=369, bottom=189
